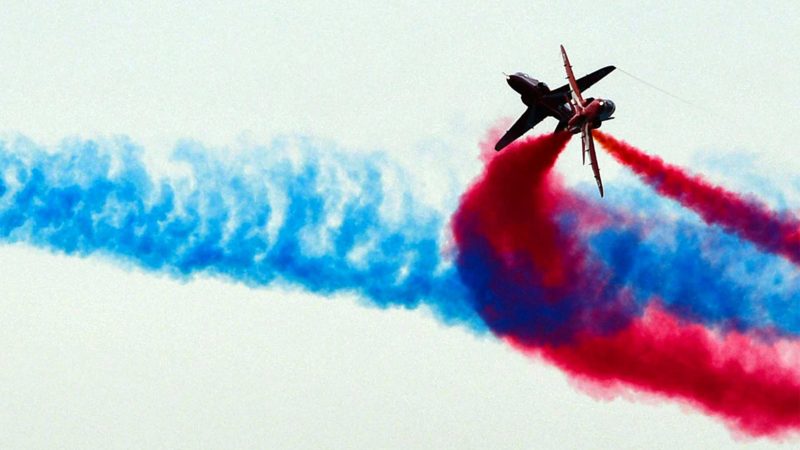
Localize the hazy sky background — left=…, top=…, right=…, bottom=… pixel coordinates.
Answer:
left=1, top=2, right=798, bottom=448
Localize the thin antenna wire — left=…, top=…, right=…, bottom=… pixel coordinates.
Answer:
left=615, top=66, right=765, bottom=154
left=616, top=67, right=713, bottom=115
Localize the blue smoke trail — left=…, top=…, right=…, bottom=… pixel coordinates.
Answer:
left=581, top=181, right=800, bottom=336
left=0, top=135, right=483, bottom=329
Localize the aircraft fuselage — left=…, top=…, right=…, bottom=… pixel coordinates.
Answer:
left=567, top=98, right=615, bottom=133
left=506, top=73, right=552, bottom=107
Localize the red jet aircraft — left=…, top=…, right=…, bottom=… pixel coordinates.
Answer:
left=495, top=45, right=615, bottom=197
left=560, top=44, right=615, bottom=197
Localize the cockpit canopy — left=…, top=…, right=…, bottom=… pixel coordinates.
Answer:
left=513, top=72, right=549, bottom=90
left=598, top=99, right=616, bottom=119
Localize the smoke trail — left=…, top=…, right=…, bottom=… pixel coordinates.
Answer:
left=452, top=132, right=639, bottom=345
left=2, top=131, right=800, bottom=438
left=586, top=218, right=800, bottom=336
left=0, top=136, right=482, bottom=328
left=594, top=131, right=800, bottom=266
left=451, top=132, right=800, bottom=437
left=539, top=305, right=800, bottom=437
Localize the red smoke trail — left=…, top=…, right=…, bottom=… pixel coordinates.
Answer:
left=456, top=131, right=576, bottom=287
left=594, top=131, right=800, bottom=266
left=538, top=305, right=800, bottom=437
left=453, top=132, right=800, bottom=438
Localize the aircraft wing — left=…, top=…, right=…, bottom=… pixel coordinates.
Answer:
left=560, top=45, right=585, bottom=107
left=581, top=122, right=604, bottom=197
left=495, top=106, right=548, bottom=151
left=551, top=65, right=616, bottom=98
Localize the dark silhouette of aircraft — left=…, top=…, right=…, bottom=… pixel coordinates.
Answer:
left=495, top=45, right=615, bottom=197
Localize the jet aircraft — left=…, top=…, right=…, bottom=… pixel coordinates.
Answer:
left=558, top=45, right=616, bottom=196
left=495, top=46, right=616, bottom=196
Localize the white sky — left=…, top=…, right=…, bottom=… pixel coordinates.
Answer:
left=1, top=2, right=798, bottom=448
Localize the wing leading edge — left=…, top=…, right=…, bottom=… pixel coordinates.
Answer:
left=495, top=106, right=548, bottom=151
left=560, top=45, right=585, bottom=107
left=550, top=65, right=616, bottom=99
left=581, top=122, right=604, bottom=197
